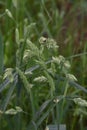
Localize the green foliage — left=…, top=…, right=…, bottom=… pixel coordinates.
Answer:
left=0, top=32, right=3, bottom=75
left=0, top=1, right=87, bottom=130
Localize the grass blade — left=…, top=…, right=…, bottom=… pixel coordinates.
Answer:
left=0, top=81, right=17, bottom=111
left=0, top=32, right=3, bottom=75
left=35, top=99, right=51, bottom=120
left=0, top=72, right=17, bottom=92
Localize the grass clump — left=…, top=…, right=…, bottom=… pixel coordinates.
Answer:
left=0, top=1, right=87, bottom=130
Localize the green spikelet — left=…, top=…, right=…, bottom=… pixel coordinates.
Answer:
left=16, top=67, right=33, bottom=94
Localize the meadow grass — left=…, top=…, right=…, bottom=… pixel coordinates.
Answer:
left=0, top=0, right=87, bottom=130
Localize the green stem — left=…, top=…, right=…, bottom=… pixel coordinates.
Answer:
left=60, top=80, right=69, bottom=122
left=30, top=90, right=35, bottom=119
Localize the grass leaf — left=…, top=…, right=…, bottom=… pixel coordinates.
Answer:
left=0, top=82, right=16, bottom=111
left=0, top=32, right=3, bottom=75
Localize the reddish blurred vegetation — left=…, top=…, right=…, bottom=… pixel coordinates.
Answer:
left=56, top=0, right=87, bottom=54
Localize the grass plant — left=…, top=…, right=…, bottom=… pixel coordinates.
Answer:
left=0, top=1, right=87, bottom=130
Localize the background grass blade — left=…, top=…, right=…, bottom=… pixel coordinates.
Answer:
left=0, top=81, right=17, bottom=111
left=0, top=72, right=17, bottom=92
left=0, top=31, right=3, bottom=75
